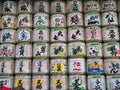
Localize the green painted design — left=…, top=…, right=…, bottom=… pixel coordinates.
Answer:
left=53, top=28, right=64, bottom=31
left=36, top=18, right=45, bottom=25
left=90, top=43, right=100, bottom=46
left=0, top=76, right=9, bottom=79
left=111, top=76, right=120, bottom=78
left=36, top=43, right=46, bottom=46
left=36, top=27, right=46, bottom=30
left=10, top=53, right=13, bottom=56
left=92, top=75, right=102, bottom=78
left=107, top=42, right=118, bottom=45
left=70, top=26, right=82, bottom=30
left=72, top=83, right=85, bottom=90
left=54, top=46, right=67, bottom=56
left=58, top=51, right=67, bottom=56
left=88, top=11, right=98, bottom=15
left=72, top=46, right=84, bottom=56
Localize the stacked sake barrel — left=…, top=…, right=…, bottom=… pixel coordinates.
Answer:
left=50, top=0, right=68, bottom=90
left=32, top=0, right=49, bottom=90
left=67, top=0, right=86, bottom=90
left=14, top=0, right=33, bottom=89
left=84, top=0, right=105, bottom=89
left=0, top=0, right=17, bottom=89
left=102, top=0, right=120, bottom=90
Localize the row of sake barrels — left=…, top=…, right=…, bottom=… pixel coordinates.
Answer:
left=1, top=11, right=120, bottom=29
left=0, top=42, right=120, bottom=58
left=1, top=0, right=120, bottom=15
left=0, top=58, right=120, bottom=75
left=0, top=26, right=119, bottom=43
left=1, top=75, right=120, bottom=90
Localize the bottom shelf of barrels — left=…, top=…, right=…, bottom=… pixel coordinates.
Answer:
left=0, top=58, right=120, bottom=90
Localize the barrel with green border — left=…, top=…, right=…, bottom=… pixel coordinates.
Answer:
left=68, top=26, right=84, bottom=42
left=68, top=42, right=85, bottom=58
left=33, top=43, right=49, bottom=58
left=33, top=27, right=49, bottom=43
left=103, top=42, right=120, bottom=58
left=51, top=28, right=67, bottom=43
left=84, top=11, right=101, bottom=27
left=50, top=43, right=67, bottom=58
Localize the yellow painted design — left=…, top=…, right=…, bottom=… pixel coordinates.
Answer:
left=54, top=63, right=64, bottom=72
left=54, top=79, right=63, bottom=88
left=16, top=80, right=24, bottom=87
left=34, top=80, right=43, bottom=89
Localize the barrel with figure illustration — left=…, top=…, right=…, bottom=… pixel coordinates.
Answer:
left=33, top=28, right=49, bottom=43
left=0, top=76, right=13, bottom=90
left=0, top=29, right=16, bottom=43
left=68, top=42, right=85, bottom=58
left=32, top=59, right=49, bottom=74
left=67, top=0, right=83, bottom=13
left=87, top=75, right=106, bottom=90
left=1, top=15, right=17, bottom=29
left=50, top=59, right=67, bottom=74
left=84, top=0, right=100, bottom=13
left=33, top=43, right=49, bottom=58
left=51, top=28, right=67, bottom=43
left=32, top=75, right=49, bottom=90
left=0, top=59, right=14, bottom=75
left=15, top=59, right=31, bottom=75
left=85, top=26, right=102, bottom=42
left=16, top=28, right=32, bottom=43
left=68, top=26, right=84, bottom=42
left=34, top=0, right=49, bottom=13
left=107, top=76, right=120, bottom=90
left=51, top=14, right=66, bottom=28
left=3, top=1, right=17, bottom=15
left=17, top=14, right=32, bottom=28
left=103, top=42, right=120, bottom=58
left=16, top=43, right=32, bottom=58
left=102, top=26, right=119, bottom=42
left=68, top=58, right=85, bottom=75
left=86, top=42, right=102, bottom=58
left=104, top=59, right=120, bottom=75
left=102, top=11, right=118, bottom=26
left=18, top=0, right=33, bottom=14
left=50, top=75, right=68, bottom=90
left=50, top=43, right=67, bottom=58
left=51, top=0, right=66, bottom=14
left=67, top=12, right=83, bottom=27
left=87, top=59, right=104, bottom=74
left=13, top=75, right=31, bottom=90
left=101, top=0, right=117, bottom=12
left=69, top=75, right=86, bottom=90
left=34, top=13, right=49, bottom=28
left=0, top=44, right=15, bottom=58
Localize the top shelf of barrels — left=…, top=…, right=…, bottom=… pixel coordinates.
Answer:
left=0, top=0, right=120, bottom=15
